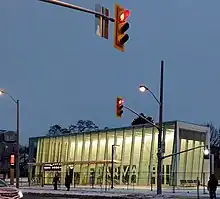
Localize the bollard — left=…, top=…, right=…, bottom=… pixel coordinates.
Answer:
left=172, top=172, right=175, bottom=193
left=197, top=177, right=200, bottom=199
left=203, top=173, right=206, bottom=194
left=150, top=173, right=153, bottom=191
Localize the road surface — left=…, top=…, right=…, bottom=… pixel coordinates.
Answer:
left=22, top=194, right=218, bottom=199
left=23, top=196, right=78, bottom=199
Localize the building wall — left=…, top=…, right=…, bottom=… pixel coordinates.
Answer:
left=30, top=122, right=209, bottom=187
left=0, top=130, right=17, bottom=177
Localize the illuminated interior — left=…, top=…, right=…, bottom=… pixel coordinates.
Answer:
left=28, top=121, right=209, bottom=187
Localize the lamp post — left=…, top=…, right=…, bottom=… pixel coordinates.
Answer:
left=111, top=144, right=119, bottom=189
left=139, top=60, right=164, bottom=195
left=0, top=89, right=20, bottom=188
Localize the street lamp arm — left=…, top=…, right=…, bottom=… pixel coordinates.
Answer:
left=148, top=89, right=160, bottom=105
left=0, top=90, right=17, bottom=104
left=5, top=92, right=17, bottom=104
left=162, top=145, right=207, bottom=160
left=123, top=105, right=159, bottom=129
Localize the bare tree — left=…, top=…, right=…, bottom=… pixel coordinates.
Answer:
left=206, top=122, right=219, bottom=147
left=69, top=120, right=99, bottom=133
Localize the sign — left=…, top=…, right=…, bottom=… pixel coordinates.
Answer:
left=95, top=4, right=109, bottom=39
left=43, top=164, right=61, bottom=171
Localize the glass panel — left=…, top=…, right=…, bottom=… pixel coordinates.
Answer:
left=107, top=131, right=115, bottom=161
left=42, top=138, right=50, bottom=162
left=131, top=127, right=142, bottom=185
left=82, top=135, right=90, bottom=161
left=74, top=135, right=83, bottom=177
left=122, top=129, right=132, bottom=185
left=185, top=140, right=193, bottom=180
left=192, top=140, right=201, bottom=180
left=36, top=139, right=41, bottom=163
left=75, top=135, right=83, bottom=161
left=114, top=129, right=123, bottom=185
left=69, top=136, right=75, bottom=162
left=163, top=127, right=174, bottom=185
left=50, top=138, right=56, bottom=163
left=90, top=133, right=98, bottom=161
left=97, top=132, right=106, bottom=161
left=179, top=139, right=186, bottom=181
left=139, top=127, right=154, bottom=185
left=61, top=136, right=69, bottom=162
left=55, top=137, right=62, bottom=162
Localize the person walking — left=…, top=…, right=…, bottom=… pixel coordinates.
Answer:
left=53, top=173, right=59, bottom=190
left=65, top=173, right=71, bottom=191
left=208, top=174, right=218, bottom=199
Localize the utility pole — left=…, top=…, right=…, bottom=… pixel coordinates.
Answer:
left=16, top=99, right=20, bottom=188
left=157, top=60, right=164, bottom=194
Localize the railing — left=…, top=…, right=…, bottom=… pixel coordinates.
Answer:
left=21, top=171, right=211, bottom=192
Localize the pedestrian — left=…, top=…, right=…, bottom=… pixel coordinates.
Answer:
left=208, top=174, right=218, bottom=199
left=53, top=173, right=59, bottom=190
left=90, top=172, right=95, bottom=188
left=65, top=173, right=71, bottom=191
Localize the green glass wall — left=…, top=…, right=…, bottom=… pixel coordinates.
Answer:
left=34, top=124, right=177, bottom=186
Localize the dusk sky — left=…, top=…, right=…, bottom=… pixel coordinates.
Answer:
left=1, top=0, right=220, bottom=145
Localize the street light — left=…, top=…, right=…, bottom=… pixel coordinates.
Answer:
left=0, top=89, right=20, bottom=188
left=139, top=60, right=164, bottom=195
left=139, top=85, right=160, bottom=105
left=204, top=147, right=209, bottom=156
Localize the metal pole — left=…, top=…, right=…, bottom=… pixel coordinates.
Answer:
left=111, top=145, right=114, bottom=189
left=157, top=60, right=164, bottom=195
left=123, top=105, right=159, bottom=129
left=39, top=0, right=115, bottom=22
left=16, top=100, right=20, bottom=188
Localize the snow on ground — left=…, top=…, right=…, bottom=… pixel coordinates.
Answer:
left=20, top=186, right=206, bottom=198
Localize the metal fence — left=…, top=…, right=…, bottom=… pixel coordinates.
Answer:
left=25, top=171, right=211, bottom=190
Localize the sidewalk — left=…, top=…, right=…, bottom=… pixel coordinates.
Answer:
left=20, top=185, right=212, bottom=198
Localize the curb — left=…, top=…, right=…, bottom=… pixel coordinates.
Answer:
left=22, top=192, right=182, bottom=199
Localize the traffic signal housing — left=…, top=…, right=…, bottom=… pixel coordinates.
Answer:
left=114, top=3, right=130, bottom=52
left=116, top=97, right=124, bottom=118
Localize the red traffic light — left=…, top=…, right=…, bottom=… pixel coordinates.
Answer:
left=119, top=10, right=130, bottom=23
left=118, top=99, right=124, bottom=105
left=116, top=97, right=124, bottom=118
left=10, top=154, right=15, bottom=165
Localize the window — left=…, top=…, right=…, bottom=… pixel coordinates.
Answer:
left=0, top=179, right=8, bottom=187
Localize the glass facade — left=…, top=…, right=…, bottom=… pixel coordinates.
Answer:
left=28, top=121, right=210, bottom=187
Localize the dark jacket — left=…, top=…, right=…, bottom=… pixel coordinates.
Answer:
left=208, top=174, right=218, bottom=191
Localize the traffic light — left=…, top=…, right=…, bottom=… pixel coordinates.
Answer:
left=10, top=154, right=15, bottom=166
left=116, top=97, right=124, bottom=118
left=114, top=3, right=130, bottom=52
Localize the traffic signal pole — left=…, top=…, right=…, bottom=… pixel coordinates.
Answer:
left=39, top=0, right=115, bottom=22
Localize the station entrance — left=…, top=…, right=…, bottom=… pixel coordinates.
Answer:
left=28, top=160, right=121, bottom=187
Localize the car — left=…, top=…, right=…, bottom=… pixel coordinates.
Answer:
left=0, top=179, right=23, bottom=198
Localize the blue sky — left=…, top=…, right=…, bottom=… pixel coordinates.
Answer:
left=1, top=0, right=220, bottom=145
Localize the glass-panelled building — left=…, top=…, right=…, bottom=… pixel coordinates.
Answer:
left=28, top=121, right=210, bottom=187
